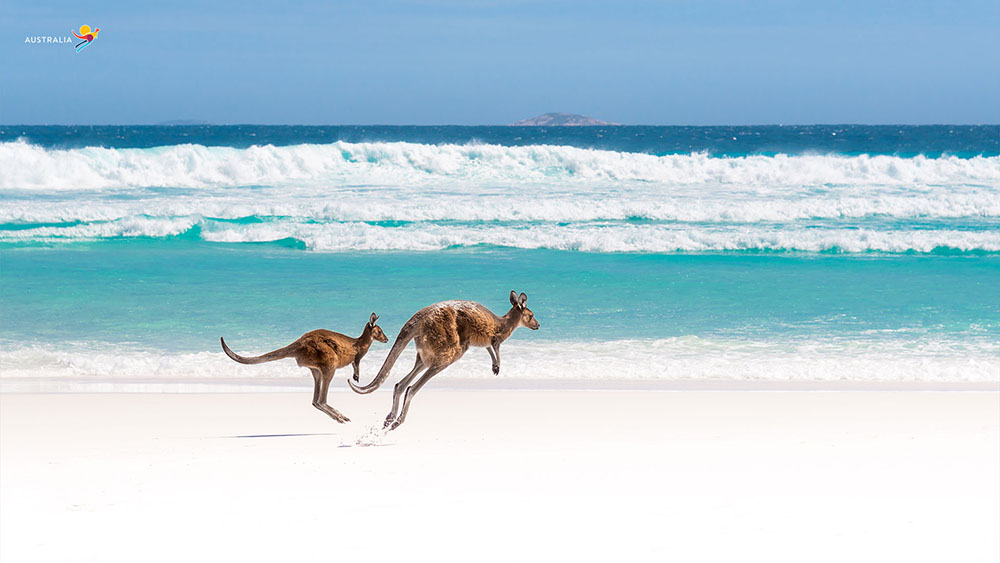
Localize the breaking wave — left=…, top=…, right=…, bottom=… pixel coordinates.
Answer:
left=2, top=139, right=999, bottom=191
left=4, top=217, right=999, bottom=253
left=2, top=188, right=999, bottom=225
left=2, top=337, right=997, bottom=388
left=3, top=140, right=998, bottom=254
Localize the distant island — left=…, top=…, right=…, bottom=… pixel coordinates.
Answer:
left=510, top=113, right=619, bottom=126
left=156, top=119, right=212, bottom=126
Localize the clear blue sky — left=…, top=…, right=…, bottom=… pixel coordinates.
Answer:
left=2, top=0, right=998, bottom=124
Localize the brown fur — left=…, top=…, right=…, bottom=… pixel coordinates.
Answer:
left=349, top=291, right=540, bottom=430
left=221, top=313, right=388, bottom=423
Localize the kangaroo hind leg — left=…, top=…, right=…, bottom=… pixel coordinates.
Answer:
left=309, top=367, right=322, bottom=410
left=384, top=354, right=425, bottom=429
left=387, top=365, right=446, bottom=431
left=310, top=367, right=350, bottom=423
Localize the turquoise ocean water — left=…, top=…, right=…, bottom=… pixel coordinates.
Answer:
left=1, top=125, right=998, bottom=385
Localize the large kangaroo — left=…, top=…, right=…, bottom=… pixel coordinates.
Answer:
left=221, top=313, right=389, bottom=423
left=349, top=291, right=540, bottom=430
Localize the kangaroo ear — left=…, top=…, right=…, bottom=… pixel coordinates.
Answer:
left=369, top=312, right=378, bottom=325
left=509, top=290, right=518, bottom=307
left=518, top=292, right=528, bottom=309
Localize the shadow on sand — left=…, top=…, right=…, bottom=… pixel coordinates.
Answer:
left=220, top=432, right=394, bottom=447
left=224, top=433, right=337, bottom=439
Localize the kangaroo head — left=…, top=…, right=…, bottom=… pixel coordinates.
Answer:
left=368, top=312, right=389, bottom=343
left=509, top=290, right=540, bottom=330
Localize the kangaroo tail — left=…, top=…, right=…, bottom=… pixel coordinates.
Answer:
left=220, top=337, right=298, bottom=365
left=348, top=322, right=416, bottom=394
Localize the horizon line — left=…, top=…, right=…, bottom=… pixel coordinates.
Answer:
left=2, top=122, right=999, bottom=127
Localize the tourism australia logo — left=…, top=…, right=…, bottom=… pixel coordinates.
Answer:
left=24, top=24, right=100, bottom=53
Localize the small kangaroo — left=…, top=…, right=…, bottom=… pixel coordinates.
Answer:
left=221, top=313, right=389, bottom=423
left=349, top=291, right=540, bottom=430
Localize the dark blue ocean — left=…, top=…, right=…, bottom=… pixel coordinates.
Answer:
left=1, top=125, right=998, bottom=385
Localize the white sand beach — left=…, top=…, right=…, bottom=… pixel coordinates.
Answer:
left=2, top=387, right=998, bottom=562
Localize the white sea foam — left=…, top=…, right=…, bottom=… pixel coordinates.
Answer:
left=2, top=185, right=999, bottom=225
left=4, top=140, right=998, bottom=253
left=199, top=222, right=1000, bottom=253
left=4, top=218, right=998, bottom=253
left=1, top=338, right=997, bottom=385
left=2, top=140, right=998, bottom=192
